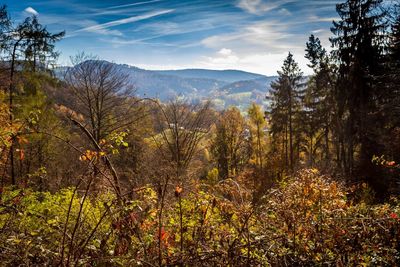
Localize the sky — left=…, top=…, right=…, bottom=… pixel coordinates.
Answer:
left=3, top=0, right=341, bottom=75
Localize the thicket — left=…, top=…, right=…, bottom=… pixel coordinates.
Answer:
left=1, top=169, right=400, bottom=266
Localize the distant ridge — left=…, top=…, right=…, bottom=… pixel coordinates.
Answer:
left=154, top=69, right=266, bottom=83
left=57, top=62, right=277, bottom=111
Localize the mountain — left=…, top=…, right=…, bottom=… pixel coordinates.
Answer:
left=118, top=64, right=276, bottom=111
left=154, top=69, right=266, bottom=83
left=58, top=62, right=277, bottom=111
left=118, top=65, right=226, bottom=100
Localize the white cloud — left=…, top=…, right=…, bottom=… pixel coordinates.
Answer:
left=24, top=7, right=38, bottom=16
left=105, top=51, right=311, bottom=76
left=75, top=9, right=174, bottom=35
left=311, top=29, right=324, bottom=34
left=205, top=49, right=239, bottom=65
left=308, top=15, right=338, bottom=23
left=218, top=48, right=233, bottom=56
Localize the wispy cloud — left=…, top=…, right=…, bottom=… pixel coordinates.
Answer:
left=308, top=15, right=338, bottom=23
left=74, top=9, right=174, bottom=36
left=105, top=0, right=163, bottom=10
left=10, top=0, right=341, bottom=75
left=201, top=21, right=301, bottom=55
left=199, top=19, right=314, bottom=74
left=236, top=0, right=295, bottom=15
left=24, top=7, right=38, bottom=16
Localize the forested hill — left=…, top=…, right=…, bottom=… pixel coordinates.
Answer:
left=154, top=68, right=266, bottom=83
left=57, top=63, right=277, bottom=111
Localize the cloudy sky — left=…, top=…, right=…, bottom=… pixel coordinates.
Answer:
left=3, top=0, right=340, bottom=75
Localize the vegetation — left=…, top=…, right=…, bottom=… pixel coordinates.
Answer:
left=0, top=0, right=400, bottom=266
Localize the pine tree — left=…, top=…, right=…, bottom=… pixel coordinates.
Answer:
left=386, top=10, right=400, bottom=126
left=303, top=35, right=335, bottom=167
left=267, top=52, right=304, bottom=172
left=22, top=16, right=65, bottom=72
left=330, top=0, right=388, bottom=194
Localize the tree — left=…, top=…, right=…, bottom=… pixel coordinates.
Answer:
left=22, top=16, right=65, bottom=72
left=65, top=54, right=139, bottom=144
left=330, top=0, right=388, bottom=191
left=0, top=6, right=64, bottom=185
left=152, top=99, right=212, bottom=181
left=247, top=103, right=266, bottom=170
left=303, top=35, right=335, bottom=167
left=64, top=54, right=150, bottom=196
left=384, top=8, right=400, bottom=127
left=267, top=52, right=304, bottom=172
left=211, top=107, right=250, bottom=179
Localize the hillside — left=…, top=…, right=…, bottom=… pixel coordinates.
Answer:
left=154, top=68, right=266, bottom=83
left=105, top=63, right=276, bottom=111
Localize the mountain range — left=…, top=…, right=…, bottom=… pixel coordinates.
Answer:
left=59, top=62, right=277, bottom=111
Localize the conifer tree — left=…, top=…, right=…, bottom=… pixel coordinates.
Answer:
left=386, top=10, right=400, bottom=126
left=331, top=0, right=387, bottom=196
left=330, top=0, right=388, bottom=193
left=267, top=52, right=304, bottom=172
left=303, top=35, right=335, bottom=166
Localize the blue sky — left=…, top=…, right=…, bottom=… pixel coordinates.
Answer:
left=4, top=0, right=340, bottom=75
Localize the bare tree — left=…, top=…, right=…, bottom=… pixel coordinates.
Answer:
left=64, top=53, right=141, bottom=143
left=152, top=99, right=212, bottom=181
left=63, top=53, right=146, bottom=197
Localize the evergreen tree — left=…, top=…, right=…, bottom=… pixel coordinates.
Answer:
left=267, top=52, right=304, bottom=172
left=22, top=16, right=65, bottom=72
left=385, top=10, right=400, bottom=126
left=303, top=35, right=335, bottom=167
left=330, top=0, right=388, bottom=192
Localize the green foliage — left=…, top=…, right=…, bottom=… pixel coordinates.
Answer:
left=108, top=130, right=130, bottom=154
left=0, top=187, right=113, bottom=265
left=206, top=167, right=219, bottom=183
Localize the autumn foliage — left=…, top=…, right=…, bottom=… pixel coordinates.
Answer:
left=0, top=169, right=399, bottom=266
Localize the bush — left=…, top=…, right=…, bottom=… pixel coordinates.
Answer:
left=0, top=169, right=399, bottom=266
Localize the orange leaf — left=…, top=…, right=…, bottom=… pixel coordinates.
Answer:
left=175, top=186, right=183, bottom=197
left=16, top=149, right=24, bottom=160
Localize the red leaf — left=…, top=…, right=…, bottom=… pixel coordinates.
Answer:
left=161, top=227, right=168, bottom=241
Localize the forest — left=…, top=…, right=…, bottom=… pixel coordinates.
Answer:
left=0, top=0, right=400, bottom=266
